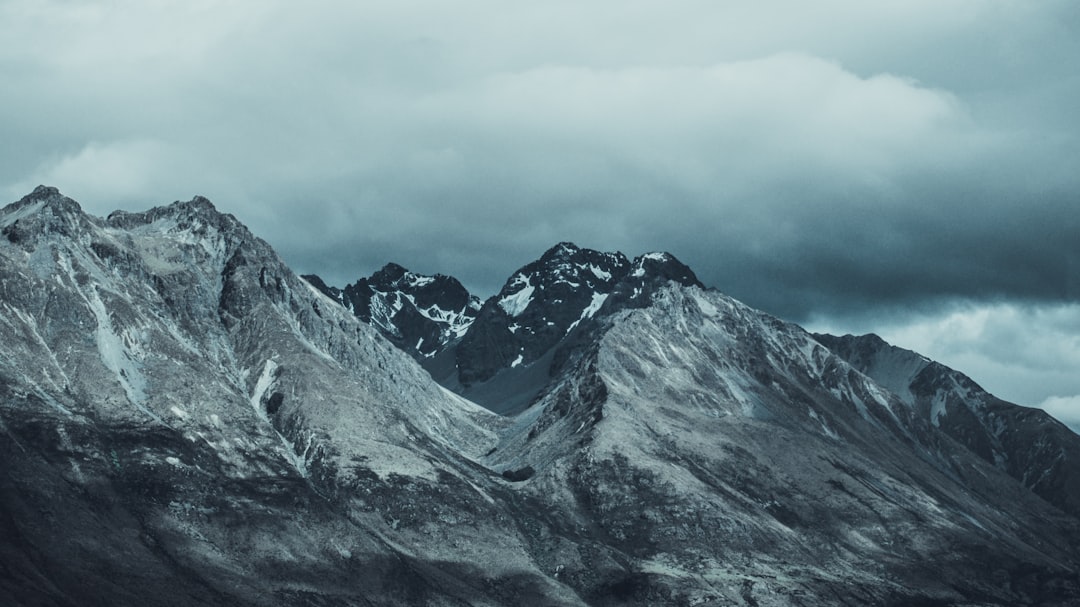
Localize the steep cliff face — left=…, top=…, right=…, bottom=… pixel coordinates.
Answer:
left=2, top=187, right=1079, bottom=606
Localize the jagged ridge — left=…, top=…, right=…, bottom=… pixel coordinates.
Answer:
left=815, top=332, right=1080, bottom=518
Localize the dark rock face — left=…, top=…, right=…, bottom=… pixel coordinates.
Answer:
left=309, top=241, right=704, bottom=415
left=3, top=187, right=1080, bottom=606
left=303, top=263, right=480, bottom=360
left=815, top=332, right=1080, bottom=519
left=455, top=243, right=703, bottom=388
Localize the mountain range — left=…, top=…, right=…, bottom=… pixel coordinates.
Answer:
left=2, top=186, right=1079, bottom=606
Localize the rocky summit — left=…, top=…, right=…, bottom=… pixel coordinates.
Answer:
left=3, top=187, right=1080, bottom=606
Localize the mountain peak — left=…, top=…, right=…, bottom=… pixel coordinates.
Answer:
left=303, top=262, right=480, bottom=361
left=455, top=243, right=701, bottom=392
left=6, top=185, right=83, bottom=215
left=539, top=241, right=581, bottom=261
left=2, top=185, right=90, bottom=242
left=29, top=184, right=62, bottom=198
left=629, top=250, right=703, bottom=288
left=370, top=262, right=410, bottom=285
left=174, top=194, right=219, bottom=214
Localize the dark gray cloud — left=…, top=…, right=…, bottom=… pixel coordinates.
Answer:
left=2, top=1, right=1079, bottom=419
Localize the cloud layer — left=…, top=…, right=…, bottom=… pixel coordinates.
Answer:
left=2, top=1, right=1078, bottom=424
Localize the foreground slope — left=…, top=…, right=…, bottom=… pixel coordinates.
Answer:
left=0, top=187, right=581, bottom=606
left=485, top=285, right=1080, bottom=605
left=2, top=188, right=1079, bottom=606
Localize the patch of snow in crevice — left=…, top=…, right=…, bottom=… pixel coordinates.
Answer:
left=249, top=359, right=309, bottom=478
left=864, top=381, right=905, bottom=429
left=498, top=283, right=535, bottom=317
left=587, top=265, right=612, bottom=282
left=83, top=282, right=163, bottom=424
left=404, top=273, right=435, bottom=288
left=691, top=291, right=718, bottom=318
left=807, top=407, right=839, bottom=439
left=369, top=293, right=404, bottom=336
left=510, top=353, right=524, bottom=368
left=396, top=293, right=476, bottom=340
left=930, top=392, right=948, bottom=427
left=959, top=511, right=988, bottom=532
left=566, top=292, right=609, bottom=334
left=0, top=200, right=45, bottom=228
left=27, top=380, right=73, bottom=416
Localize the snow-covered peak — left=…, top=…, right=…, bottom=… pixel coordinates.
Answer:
left=303, top=262, right=480, bottom=360
left=455, top=243, right=701, bottom=390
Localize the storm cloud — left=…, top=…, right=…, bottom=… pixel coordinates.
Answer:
left=2, top=1, right=1078, bottom=423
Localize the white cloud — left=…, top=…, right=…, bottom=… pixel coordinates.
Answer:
left=1038, top=396, right=1080, bottom=435
left=6, top=140, right=180, bottom=210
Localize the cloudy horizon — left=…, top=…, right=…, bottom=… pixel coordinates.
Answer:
left=3, top=1, right=1078, bottom=429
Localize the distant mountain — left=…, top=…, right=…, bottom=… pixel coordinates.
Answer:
left=312, top=242, right=703, bottom=414
left=303, top=263, right=480, bottom=360
left=814, top=332, right=1080, bottom=518
left=3, top=186, right=1080, bottom=606
left=455, top=242, right=702, bottom=387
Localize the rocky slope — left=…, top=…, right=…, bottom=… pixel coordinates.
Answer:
left=814, top=332, right=1080, bottom=519
left=2, top=187, right=1079, bottom=606
left=0, top=187, right=575, bottom=606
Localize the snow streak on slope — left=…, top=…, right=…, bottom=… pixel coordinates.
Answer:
left=498, top=274, right=536, bottom=317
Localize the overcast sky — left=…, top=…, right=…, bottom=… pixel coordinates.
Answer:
left=2, top=1, right=1078, bottom=429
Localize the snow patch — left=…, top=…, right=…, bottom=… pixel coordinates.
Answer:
left=405, top=273, right=434, bottom=288
left=249, top=359, right=309, bottom=478
left=930, top=393, right=948, bottom=427
left=691, top=291, right=718, bottom=318
left=566, top=292, right=608, bottom=334
left=0, top=200, right=45, bottom=228
left=587, top=264, right=612, bottom=281
left=84, top=284, right=162, bottom=424
left=498, top=283, right=535, bottom=317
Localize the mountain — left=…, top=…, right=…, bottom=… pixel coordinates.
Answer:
left=303, top=263, right=480, bottom=360
left=310, top=242, right=704, bottom=415
left=814, top=332, right=1080, bottom=519
left=3, top=187, right=1080, bottom=606
left=0, top=186, right=572, bottom=606
left=454, top=242, right=702, bottom=387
